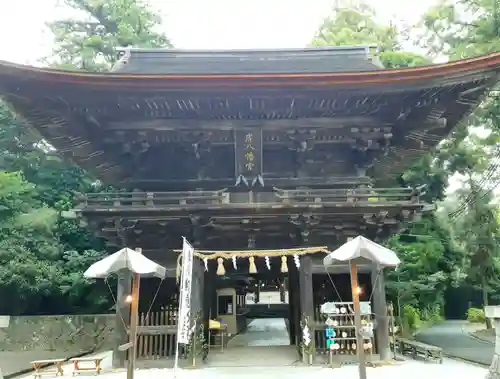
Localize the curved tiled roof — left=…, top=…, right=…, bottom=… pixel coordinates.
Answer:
left=0, top=49, right=499, bottom=188
left=0, top=49, right=499, bottom=89
left=111, top=46, right=384, bottom=74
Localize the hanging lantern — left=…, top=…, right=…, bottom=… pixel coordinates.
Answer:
left=232, top=255, right=237, bottom=270
left=265, top=256, right=271, bottom=270
left=203, top=258, right=208, bottom=272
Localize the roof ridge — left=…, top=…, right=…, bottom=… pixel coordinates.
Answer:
left=116, top=45, right=376, bottom=56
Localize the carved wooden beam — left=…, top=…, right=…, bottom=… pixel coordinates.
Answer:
left=104, top=117, right=384, bottom=131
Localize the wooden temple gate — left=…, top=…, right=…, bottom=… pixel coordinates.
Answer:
left=83, top=186, right=418, bottom=366
left=1, top=45, right=499, bottom=369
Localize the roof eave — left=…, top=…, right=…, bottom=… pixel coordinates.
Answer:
left=0, top=51, right=500, bottom=89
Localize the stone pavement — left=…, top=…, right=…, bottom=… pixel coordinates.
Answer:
left=209, top=318, right=297, bottom=367
left=228, top=318, right=290, bottom=347
left=415, top=320, right=494, bottom=365
left=16, top=358, right=486, bottom=379
left=208, top=346, right=299, bottom=367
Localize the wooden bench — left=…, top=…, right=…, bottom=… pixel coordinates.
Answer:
left=30, top=359, right=65, bottom=378
left=396, top=337, right=443, bottom=363
left=70, top=356, right=105, bottom=376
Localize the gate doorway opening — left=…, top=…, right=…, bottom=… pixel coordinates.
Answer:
left=207, top=272, right=299, bottom=367
left=229, top=277, right=290, bottom=348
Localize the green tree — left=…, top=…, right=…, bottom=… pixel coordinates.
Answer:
left=420, top=0, right=500, bottom=135
left=419, top=0, right=500, bottom=315
left=311, top=1, right=430, bottom=68
left=0, top=106, right=109, bottom=315
left=459, top=183, right=500, bottom=310
left=310, top=0, right=482, bottom=323
left=420, top=0, right=500, bottom=58
left=0, top=170, right=60, bottom=314
left=0, top=0, right=171, bottom=314
left=46, top=0, right=172, bottom=71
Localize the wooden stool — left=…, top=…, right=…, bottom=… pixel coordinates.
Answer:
left=70, top=356, right=105, bottom=376
left=30, top=359, right=65, bottom=378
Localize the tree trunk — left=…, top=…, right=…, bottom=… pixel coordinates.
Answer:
left=482, top=275, right=492, bottom=329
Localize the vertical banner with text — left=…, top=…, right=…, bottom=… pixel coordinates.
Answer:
left=234, top=128, right=263, bottom=179
left=176, top=237, right=194, bottom=344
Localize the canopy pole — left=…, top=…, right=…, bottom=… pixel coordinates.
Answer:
left=127, top=248, right=142, bottom=379
left=350, top=262, right=367, bottom=379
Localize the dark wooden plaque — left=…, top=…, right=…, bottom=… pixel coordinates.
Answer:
left=234, top=128, right=263, bottom=178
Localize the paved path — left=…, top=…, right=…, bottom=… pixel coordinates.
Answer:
left=228, top=318, right=290, bottom=347
left=17, top=359, right=486, bottom=379
left=11, top=345, right=487, bottom=379
left=415, top=320, right=494, bottom=365
left=208, top=318, right=297, bottom=367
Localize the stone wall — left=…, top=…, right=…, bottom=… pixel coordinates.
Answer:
left=0, top=314, right=115, bottom=353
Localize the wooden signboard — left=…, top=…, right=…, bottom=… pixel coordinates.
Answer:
left=234, top=128, right=263, bottom=178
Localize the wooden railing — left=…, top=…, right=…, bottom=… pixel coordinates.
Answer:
left=136, top=306, right=179, bottom=359
left=81, top=190, right=228, bottom=208
left=77, top=187, right=420, bottom=210
left=134, top=307, right=205, bottom=364
left=274, top=187, right=419, bottom=204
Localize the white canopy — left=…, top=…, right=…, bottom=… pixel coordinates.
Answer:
left=323, top=236, right=400, bottom=268
left=84, top=247, right=167, bottom=279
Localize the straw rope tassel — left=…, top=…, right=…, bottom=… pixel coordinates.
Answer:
left=249, top=256, right=257, bottom=273
left=281, top=256, right=288, bottom=273
left=216, top=257, right=225, bottom=276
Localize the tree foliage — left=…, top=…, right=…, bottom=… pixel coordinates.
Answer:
left=313, top=0, right=500, bottom=324
left=0, top=0, right=171, bottom=315
left=420, top=0, right=500, bottom=318
left=311, top=1, right=431, bottom=68
left=0, top=102, right=109, bottom=315
left=46, top=0, right=172, bottom=71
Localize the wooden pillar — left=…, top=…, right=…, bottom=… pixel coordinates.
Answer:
left=351, top=263, right=367, bottom=379
left=191, top=260, right=204, bottom=317
left=113, top=270, right=131, bottom=368
left=288, top=262, right=300, bottom=347
left=279, top=278, right=286, bottom=303
left=255, top=280, right=261, bottom=303
left=210, top=282, right=218, bottom=320
left=127, top=252, right=141, bottom=379
left=371, top=265, right=390, bottom=361
left=288, top=291, right=295, bottom=345
left=299, top=255, right=315, bottom=361
left=202, top=269, right=215, bottom=337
